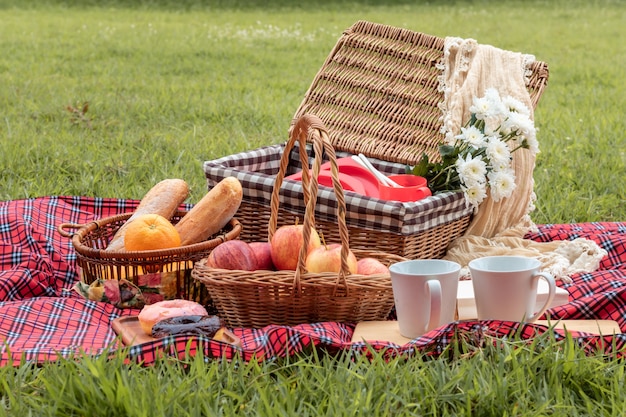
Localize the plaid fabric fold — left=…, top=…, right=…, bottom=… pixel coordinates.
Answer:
left=0, top=196, right=140, bottom=301
left=0, top=196, right=625, bottom=366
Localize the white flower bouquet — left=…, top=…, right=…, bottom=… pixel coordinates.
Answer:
left=410, top=88, right=539, bottom=210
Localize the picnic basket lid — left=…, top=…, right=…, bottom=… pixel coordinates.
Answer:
left=292, top=20, right=549, bottom=166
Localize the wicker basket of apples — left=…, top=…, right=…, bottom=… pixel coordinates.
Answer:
left=192, top=115, right=407, bottom=328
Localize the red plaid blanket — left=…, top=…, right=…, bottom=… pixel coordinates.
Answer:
left=0, top=196, right=624, bottom=366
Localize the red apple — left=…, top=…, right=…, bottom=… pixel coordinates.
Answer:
left=206, top=240, right=256, bottom=271
left=305, top=243, right=358, bottom=274
left=270, top=224, right=321, bottom=271
left=248, top=241, right=275, bottom=271
left=357, top=257, right=390, bottom=275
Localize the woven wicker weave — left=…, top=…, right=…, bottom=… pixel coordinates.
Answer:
left=58, top=211, right=242, bottom=304
left=193, top=116, right=406, bottom=328
left=204, top=20, right=549, bottom=260
left=293, top=20, right=549, bottom=165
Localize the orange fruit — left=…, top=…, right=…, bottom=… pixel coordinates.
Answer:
left=123, top=214, right=182, bottom=251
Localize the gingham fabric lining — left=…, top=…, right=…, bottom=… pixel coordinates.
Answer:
left=0, top=196, right=624, bottom=366
left=203, top=143, right=473, bottom=235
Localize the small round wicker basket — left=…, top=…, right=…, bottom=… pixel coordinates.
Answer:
left=59, top=211, right=242, bottom=305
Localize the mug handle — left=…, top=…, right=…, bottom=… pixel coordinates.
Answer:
left=526, top=272, right=556, bottom=322
left=425, top=279, right=442, bottom=333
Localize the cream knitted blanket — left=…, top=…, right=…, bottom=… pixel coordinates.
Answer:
left=438, top=37, right=606, bottom=282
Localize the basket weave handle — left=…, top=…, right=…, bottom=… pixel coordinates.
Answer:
left=57, top=222, right=98, bottom=238
left=268, top=114, right=353, bottom=297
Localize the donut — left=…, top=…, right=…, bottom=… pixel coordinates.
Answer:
left=137, top=299, right=208, bottom=336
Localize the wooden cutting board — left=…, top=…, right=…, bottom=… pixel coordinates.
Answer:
left=111, top=316, right=241, bottom=347
left=351, top=320, right=622, bottom=345
left=111, top=316, right=155, bottom=346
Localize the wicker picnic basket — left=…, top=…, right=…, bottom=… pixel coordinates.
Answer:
left=193, top=116, right=407, bottom=328
left=58, top=211, right=242, bottom=305
left=203, top=20, right=549, bottom=260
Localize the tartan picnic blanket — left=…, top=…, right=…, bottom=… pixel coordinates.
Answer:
left=0, top=196, right=625, bottom=366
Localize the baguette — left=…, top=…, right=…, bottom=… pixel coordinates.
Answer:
left=175, top=176, right=243, bottom=246
left=105, top=178, right=189, bottom=252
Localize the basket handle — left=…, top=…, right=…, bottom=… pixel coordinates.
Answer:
left=268, top=114, right=353, bottom=297
left=57, top=222, right=94, bottom=238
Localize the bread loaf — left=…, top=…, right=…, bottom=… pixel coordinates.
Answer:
left=175, top=176, right=243, bottom=246
left=105, top=178, right=189, bottom=252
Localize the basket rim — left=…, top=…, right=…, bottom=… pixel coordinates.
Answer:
left=63, top=211, right=242, bottom=260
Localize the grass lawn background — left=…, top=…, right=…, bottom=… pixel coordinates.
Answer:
left=1, top=0, right=624, bottom=223
left=0, top=1, right=625, bottom=415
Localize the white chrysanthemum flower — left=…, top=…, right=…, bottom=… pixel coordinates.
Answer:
left=456, top=125, right=487, bottom=148
left=487, top=170, right=517, bottom=202
left=524, top=133, right=540, bottom=154
left=484, top=88, right=502, bottom=103
left=485, top=138, right=511, bottom=168
left=462, top=182, right=488, bottom=209
left=456, top=153, right=487, bottom=186
left=469, top=89, right=505, bottom=121
left=430, top=89, right=538, bottom=210
left=516, top=121, right=539, bottom=154
left=469, top=96, right=492, bottom=120
left=501, top=112, right=534, bottom=138
left=502, top=95, right=531, bottom=116
left=490, top=159, right=513, bottom=173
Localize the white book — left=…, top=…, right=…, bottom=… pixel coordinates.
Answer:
left=456, top=279, right=570, bottom=320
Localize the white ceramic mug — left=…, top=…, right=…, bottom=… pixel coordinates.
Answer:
left=468, top=256, right=556, bottom=322
left=389, top=259, right=461, bottom=338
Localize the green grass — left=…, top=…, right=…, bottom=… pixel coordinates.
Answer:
left=1, top=0, right=624, bottom=222
left=1, top=1, right=625, bottom=415
left=0, top=332, right=625, bottom=416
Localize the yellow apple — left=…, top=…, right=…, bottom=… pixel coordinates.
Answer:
left=305, top=243, right=358, bottom=274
